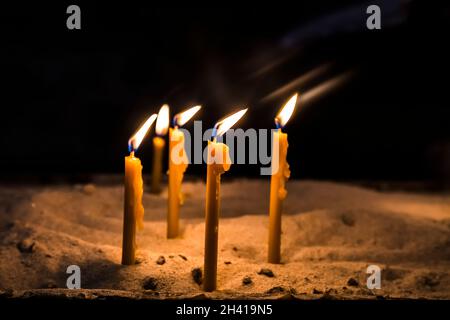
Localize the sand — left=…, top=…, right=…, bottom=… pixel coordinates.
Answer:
left=0, top=179, right=450, bottom=300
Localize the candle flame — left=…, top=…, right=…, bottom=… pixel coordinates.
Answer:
left=128, top=114, right=157, bottom=152
left=276, top=93, right=298, bottom=128
left=214, top=108, right=248, bottom=137
left=174, top=105, right=201, bottom=127
left=155, top=104, right=170, bottom=136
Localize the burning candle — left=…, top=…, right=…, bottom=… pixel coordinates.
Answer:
left=122, top=113, right=158, bottom=265
left=167, top=105, right=201, bottom=238
left=268, top=94, right=298, bottom=264
left=150, top=105, right=170, bottom=194
left=203, top=108, right=247, bottom=292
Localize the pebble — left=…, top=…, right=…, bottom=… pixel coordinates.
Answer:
left=142, top=277, right=158, bottom=290
left=257, top=268, right=275, bottom=277
left=340, top=212, right=356, bottom=226
left=347, top=278, right=359, bottom=287
left=179, top=254, right=187, bottom=261
left=135, top=257, right=144, bottom=264
left=17, top=239, right=35, bottom=253
left=191, top=268, right=203, bottom=285
left=242, top=276, right=253, bottom=285
left=313, top=288, right=323, bottom=294
left=82, top=184, right=96, bottom=195
left=156, top=256, right=166, bottom=265
left=0, top=288, right=13, bottom=298
left=416, top=274, right=440, bottom=288
left=45, top=280, right=58, bottom=289
left=266, top=286, right=285, bottom=294
left=224, top=261, right=232, bottom=265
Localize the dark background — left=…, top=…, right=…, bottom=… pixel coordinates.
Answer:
left=1, top=1, right=449, bottom=186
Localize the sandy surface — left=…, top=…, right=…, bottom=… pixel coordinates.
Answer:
left=1, top=179, right=450, bottom=300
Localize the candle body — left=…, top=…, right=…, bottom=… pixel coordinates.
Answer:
left=151, top=136, right=165, bottom=193
left=203, top=140, right=231, bottom=292
left=167, top=128, right=188, bottom=238
left=122, top=154, right=145, bottom=265
left=268, top=129, right=290, bottom=264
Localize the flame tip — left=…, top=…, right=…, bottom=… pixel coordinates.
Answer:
left=156, top=104, right=170, bottom=136
left=175, top=105, right=202, bottom=127
left=128, top=113, right=157, bottom=152
left=276, top=93, right=299, bottom=127
left=214, top=107, right=248, bottom=137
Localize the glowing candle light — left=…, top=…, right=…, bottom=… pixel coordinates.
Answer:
left=150, top=104, right=170, bottom=194
left=268, top=93, right=298, bottom=264
left=203, top=108, right=247, bottom=292
left=122, top=113, right=157, bottom=265
left=167, top=105, right=201, bottom=238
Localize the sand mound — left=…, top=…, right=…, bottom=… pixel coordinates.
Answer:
left=1, top=180, right=449, bottom=299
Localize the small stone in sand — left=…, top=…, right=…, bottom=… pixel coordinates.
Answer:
left=347, top=278, right=359, bottom=287
left=156, top=256, right=166, bottom=265
left=44, top=280, right=58, bottom=289
left=135, top=257, right=144, bottom=264
left=0, top=289, right=13, bottom=298
left=257, top=268, right=275, bottom=277
left=340, top=212, right=356, bottom=226
left=313, top=288, right=323, bottom=294
left=17, top=239, right=35, bottom=253
left=179, top=254, right=188, bottom=261
left=416, top=273, right=440, bottom=288
left=82, top=184, right=96, bottom=195
left=168, top=255, right=174, bottom=258
left=242, top=276, right=252, bottom=285
left=266, top=286, right=285, bottom=294
left=224, top=261, right=232, bottom=265
left=142, top=277, right=158, bottom=290
left=191, top=268, right=203, bottom=285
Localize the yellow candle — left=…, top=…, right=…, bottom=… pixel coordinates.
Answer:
left=151, top=136, right=165, bottom=193
left=203, top=108, right=247, bottom=292
left=122, top=114, right=157, bottom=265
left=167, top=106, right=201, bottom=238
left=268, top=129, right=290, bottom=264
left=122, top=152, right=144, bottom=265
left=268, top=94, right=298, bottom=264
left=150, top=104, right=170, bottom=194
left=167, top=128, right=187, bottom=238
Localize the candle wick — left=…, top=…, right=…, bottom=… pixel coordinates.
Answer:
left=275, top=118, right=282, bottom=130
left=172, top=116, right=178, bottom=128
left=130, top=151, right=135, bottom=158
left=211, top=127, right=218, bottom=141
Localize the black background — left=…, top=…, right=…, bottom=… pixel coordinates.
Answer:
left=1, top=1, right=449, bottom=185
